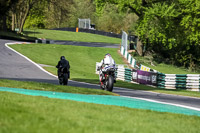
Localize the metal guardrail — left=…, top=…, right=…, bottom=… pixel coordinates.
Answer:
left=120, top=44, right=155, bottom=72
left=35, top=38, right=54, bottom=44
left=96, top=62, right=133, bottom=83
left=157, top=73, right=200, bottom=91
left=95, top=63, right=200, bottom=91
left=52, top=28, right=121, bottom=38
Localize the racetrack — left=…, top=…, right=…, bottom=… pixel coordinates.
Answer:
left=0, top=39, right=200, bottom=111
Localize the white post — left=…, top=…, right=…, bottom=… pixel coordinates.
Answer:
left=89, top=19, right=91, bottom=29
left=122, top=31, right=128, bottom=51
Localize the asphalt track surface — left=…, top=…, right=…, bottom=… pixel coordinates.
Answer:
left=0, top=39, right=200, bottom=111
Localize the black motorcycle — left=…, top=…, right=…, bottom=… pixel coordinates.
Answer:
left=99, top=66, right=116, bottom=92
left=58, top=67, right=69, bottom=85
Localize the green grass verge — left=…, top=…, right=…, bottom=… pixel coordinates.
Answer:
left=10, top=44, right=124, bottom=80
left=24, top=29, right=121, bottom=44
left=9, top=44, right=200, bottom=98
left=1, top=91, right=200, bottom=133
left=0, top=79, right=117, bottom=96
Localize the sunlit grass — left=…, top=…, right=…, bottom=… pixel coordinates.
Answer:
left=24, top=29, right=121, bottom=44
left=0, top=91, right=200, bottom=133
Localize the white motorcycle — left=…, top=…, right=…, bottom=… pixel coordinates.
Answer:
left=98, top=65, right=116, bottom=92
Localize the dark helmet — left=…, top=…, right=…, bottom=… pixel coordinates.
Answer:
left=60, top=56, right=65, bottom=60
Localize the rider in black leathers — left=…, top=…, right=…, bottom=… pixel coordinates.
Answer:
left=56, top=56, right=70, bottom=79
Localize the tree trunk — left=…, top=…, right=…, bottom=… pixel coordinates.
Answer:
left=12, top=12, right=15, bottom=31
left=3, top=15, right=7, bottom=31
left=19, top=6, right=30, bottom=33
left=136, top=39, right=144, bottom=56
left=14, top=13, right=17, bottom=29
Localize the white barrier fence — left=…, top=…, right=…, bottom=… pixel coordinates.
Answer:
left=78, top=18, right=91, bottom=29
left=157, top=73, right=200, bottom=91
left=120, top=37, right=155, bottom=72
left=121, top=31, right=128, bottom=51
left=35, top=38, right=54, bottom=44
left=95, top=62, right=135, bottom=83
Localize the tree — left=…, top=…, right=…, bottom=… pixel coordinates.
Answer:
left=0, top=0, right=18, bottom=30
left=96, top=3, right=137, bottom=34
left=95, top=0, right=152, bottom=55
left=44, top=0, right=73, bottom=28
left=10, top=0, right=39, bottom=33
left=96, top=0, right=200, bottom=70
left=67, top=0, right=96, bottom=28
left=23, top=0, right=47, bottom=29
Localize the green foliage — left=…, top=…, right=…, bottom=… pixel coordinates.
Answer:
left=101, top=0, right=200, bottom=71
left=95, top=0, right=107, bottom=16
left=96, top=3, right=124, bottom=33
left=44, top=0, right=73, bottom=28
left=179, top=0, right=200, bottom=45
left=0, top=0, right=18, bottom=30
left=136, top=2, right=181, bottom=48
left=67, top=0, right=96, bottom=27
left=95, top=2, right=138, bottom=34
left=24, top=1, right=46, bottom=29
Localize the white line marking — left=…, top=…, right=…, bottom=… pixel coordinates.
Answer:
left=5, top=43, right=57, bottom=78
left=121, top=95, right=200, bottom=111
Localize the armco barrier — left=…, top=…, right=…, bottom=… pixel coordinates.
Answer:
left=95, top=62, right=157, bottom=86
left=96, top=62, right=134, bottom=83
left=96, top=62, right=200, bottom=91
left=120, top=45, right=153, bottom=72
left=52, top=27, right=121, bottom=38
left=157, top=73, right=200, bottom=91
left=116, top=65, right=133, bottom=82
left=35, top=38, right=54, bottom=44
left=120, top=46, right=137, bottom=69
left=120, top=31, right=154, bottom=72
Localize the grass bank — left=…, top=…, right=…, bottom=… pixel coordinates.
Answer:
left=0, top=91, right=200, bottom=133
left=10, top=44, right=124, bottom=80
left=24, top=29, right=121, bottom=44
left=9, top=44, right=200, bottom=98
left=0, top=79, right=116, bottom=95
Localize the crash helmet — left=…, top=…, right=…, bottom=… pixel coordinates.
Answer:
left=60, top=56, right=65, bottom=60
left=105, top=53, right=111, bottom=58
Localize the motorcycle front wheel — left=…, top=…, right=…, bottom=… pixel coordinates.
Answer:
left=106, top=75, right=114, bottom=92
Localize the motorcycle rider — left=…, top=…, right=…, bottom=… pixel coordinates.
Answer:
left=56, top=56, right=70, bottom=80
left=98, top=53, right=116, bottom=85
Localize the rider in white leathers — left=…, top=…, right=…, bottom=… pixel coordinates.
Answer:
left=98, top=53, right=116, bottom=83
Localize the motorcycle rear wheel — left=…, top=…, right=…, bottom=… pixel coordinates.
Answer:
left=63, top=73, right=68, bottom=85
